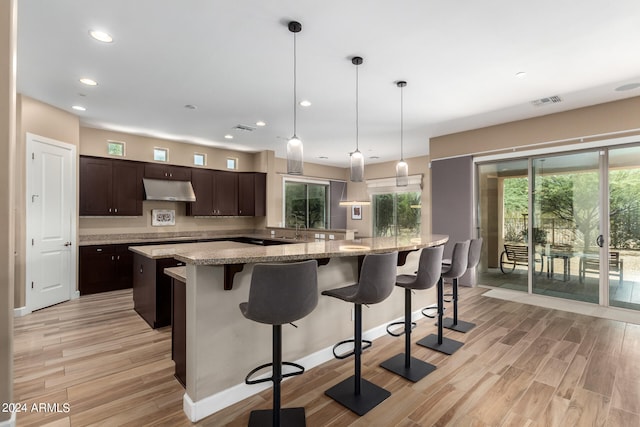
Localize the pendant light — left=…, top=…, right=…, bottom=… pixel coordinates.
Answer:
left=395, top=80, right=409, bottom=187
left=349, top=56, right=364, bottom=182
left=287, top=21, right=304, bottom=175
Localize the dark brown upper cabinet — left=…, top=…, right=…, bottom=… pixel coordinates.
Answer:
left=80, top=156, right=143, bottom=216
left=238, top=172, right=266, bottom=216
left=144, top=163, right=192, bottom=181
left=187, top=169, right=238, bottom=216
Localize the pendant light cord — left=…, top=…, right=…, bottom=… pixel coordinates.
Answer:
left=355, top=62, right=359, bottom=151
left=400, top=84, right=404, bottom=161
left=292, top=31, right=297, bottom=136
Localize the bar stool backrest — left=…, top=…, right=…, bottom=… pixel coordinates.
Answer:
left=414, top=245, right=445, bottom=290
left=353, top=251, right=398, bottom=305
left=243, top=259, right=318, bottom=325
left=467, top=238, right=483, bottom=270
left=442, top=240, right=470, bottom=280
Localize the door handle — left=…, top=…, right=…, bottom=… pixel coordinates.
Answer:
left=64, top=241, right=72, bottom=246
left=596, top=235, right=604, bottom=248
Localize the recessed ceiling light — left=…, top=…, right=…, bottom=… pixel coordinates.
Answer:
left=615, top=83, right=640, bottom=92
left=80, top=78, right=98, bottom=86
left=224, top=134, right=233, bottom=139
left=256, top=120, right=266, bottom=127
left=184, top=104, right=197, bottom=110
left=369, top=156, right=380, bottom=159
left=515, top=71, right=527, bottom=79
left=299, top=100, right=311, bottom=107
left=318, top=156, right=328, bottom=159
left=89, top=30, right=113, bottom=43
left=72, top=105, right=86, bottom=111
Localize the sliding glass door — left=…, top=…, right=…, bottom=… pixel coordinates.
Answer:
left=531, top=151, right=601, bottom=303
left=477, top=142, right=640, bottom=312
left=476, top=159, right=530, bottom=292
left=608, top=145, right=640, bottom=310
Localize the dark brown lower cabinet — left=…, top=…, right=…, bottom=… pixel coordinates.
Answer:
left=171, top=277, right=186, bottom=387
left=132, top=253, right=184, bottom=328
left=79, top=245, right=133, bottom=295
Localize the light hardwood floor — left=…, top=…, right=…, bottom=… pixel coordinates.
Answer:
left=13, top=287, right=640, bottom=426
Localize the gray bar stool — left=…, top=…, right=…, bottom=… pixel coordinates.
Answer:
left=321, top=251, right=398, bottom=416
left=442, top=237, right=483, bottom=333
left=417, top=240, right=469, bottom=355
left=240, top=260, right=318, bottom=427
left=380, top=245, right=444, bottom=382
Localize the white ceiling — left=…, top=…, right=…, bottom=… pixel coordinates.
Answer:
left=16, top=0, right=640, bottom=168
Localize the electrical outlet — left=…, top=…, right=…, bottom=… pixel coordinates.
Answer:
left=329, top=234, right=335, bottom=240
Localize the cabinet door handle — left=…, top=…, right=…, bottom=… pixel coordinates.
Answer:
left=96, top=248, right=103, bottom=252
left=109, top=208, right=112, bottom=213
left=169, top=172, right=173, bottom=177
left=114, top=208, right=118, bottom=213
left=139, top=265, right=143, bottom=274
left=117, top=255, right=120, bottom=260
left=111, top=256, right=115, bottom=261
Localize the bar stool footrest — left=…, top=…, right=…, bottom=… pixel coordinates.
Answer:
left=416, top=333, right=463, bottom=355
left=332, top=339, right=372, bottom=360
left=441, top=317, right=476, bottom=333
left=385, top=320, right=416, bottom=337
left=421, top=305, right=441, bottom=319
left=245, top=361, right=305, bottom=385
left=248, top=407, right=306, bottom=427
left=379, top=353, right=436, bottom=382
left=324, top=375, right=391, bottom=416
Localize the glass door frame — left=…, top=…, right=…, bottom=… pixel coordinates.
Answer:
left=474, top=134, right=640, bottom=310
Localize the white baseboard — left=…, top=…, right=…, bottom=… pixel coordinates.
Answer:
left=14, top=291, right=79, bottom=317
left=0, top=411, right=16, bottom=427
left=13, top=306, right=29, bottom=317
left=183, top=308, right=426, bottom=422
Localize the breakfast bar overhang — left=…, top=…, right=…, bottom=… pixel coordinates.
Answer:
left=165, top=234, right=448, bottom=421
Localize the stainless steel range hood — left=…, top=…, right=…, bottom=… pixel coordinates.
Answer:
left=143, top=178, right=196, bottom=202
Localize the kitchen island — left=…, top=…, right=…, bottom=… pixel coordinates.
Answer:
left=136, top=234, right=448, bottom=422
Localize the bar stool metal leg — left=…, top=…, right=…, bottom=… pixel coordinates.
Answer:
left=417, top=278, right=464, bottom=355
left=441, top=278, right=476, bottom=333
left=248, top=324, right=306, bottom=427
left=380, top=289, right=436, bottom=382
left=324, top=304, right=391, bottom=416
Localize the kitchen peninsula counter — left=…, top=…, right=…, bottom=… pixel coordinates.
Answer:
left=179, top=234, right=448, bottom=422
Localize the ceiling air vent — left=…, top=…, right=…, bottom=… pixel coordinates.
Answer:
left=232, top=124, right=256, bottom=132
left=531, top=95, right=563, bottom=107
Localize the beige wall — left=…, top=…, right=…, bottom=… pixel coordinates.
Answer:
left=1, top=0, right=16, bottom=422
left=430, top=96, right=640, bottom=160
left=80, top=127, right=259, bottom=171
left=14, top=95, right=80, bottom=309
left=345, top=156, right=431, bottom=238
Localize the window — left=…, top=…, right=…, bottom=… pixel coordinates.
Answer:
left=373, top=192, right=421, bottom=237
left=194, top=153, right=206, bottom=166
left=154, top=148, right=168, bottom=162
left=367, top=175, right=422, bottom=238
left=226, top=157, right=238, bottom=170
left=107, top=140, right=125, bottom=156
left=284, top=179, right=329, bottom=229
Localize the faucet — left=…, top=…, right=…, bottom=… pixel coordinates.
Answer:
left=295, top=222, right=307, bottom=240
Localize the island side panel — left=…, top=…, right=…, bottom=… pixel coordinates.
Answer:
left=184, top=249, right=438, bottom=405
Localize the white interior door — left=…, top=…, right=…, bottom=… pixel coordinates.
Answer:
left=26, top=133, right=76, bottom=312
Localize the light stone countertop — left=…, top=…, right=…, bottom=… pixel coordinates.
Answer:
left=171, top=234, right=449, bottom=265
left=129, top=240, right=255, bottom=259
left=164, top=266, right=186, bottom=282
